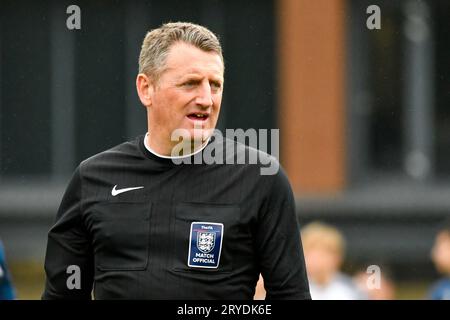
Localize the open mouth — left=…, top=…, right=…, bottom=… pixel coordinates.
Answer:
left=187, top=113, right=209, bottom=121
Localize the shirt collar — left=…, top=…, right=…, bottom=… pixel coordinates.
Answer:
left=144, top=132, right=211, bottom=160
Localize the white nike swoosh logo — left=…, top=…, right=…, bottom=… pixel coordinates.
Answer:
left=111, top=185, right=144, bottom=196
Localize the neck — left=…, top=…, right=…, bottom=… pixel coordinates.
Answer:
left=145, top=132, right=176, bottom=156
left=145, top=132, right=209, bottom=158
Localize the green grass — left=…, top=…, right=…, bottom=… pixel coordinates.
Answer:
left=395, top=281, right=429, bottom=300
left=9, top=260, right=45, bottom=300
left=6, top=260, right=431, bottom=300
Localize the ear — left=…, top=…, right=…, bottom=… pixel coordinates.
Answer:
left=136, top=73, right=154, bottom=108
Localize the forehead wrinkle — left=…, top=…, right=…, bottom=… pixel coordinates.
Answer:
left=164, top=51, right=223, bottom=75
left=165, top=66, right=224, bottom=82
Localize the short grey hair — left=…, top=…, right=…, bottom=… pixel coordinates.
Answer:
left=138, top=22, right=224, bottom=81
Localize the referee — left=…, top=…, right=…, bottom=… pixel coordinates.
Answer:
left=42, top=22, right=310, bottom=300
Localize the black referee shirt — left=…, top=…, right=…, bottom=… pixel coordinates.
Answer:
left=42, top=134, right=311, bottom=299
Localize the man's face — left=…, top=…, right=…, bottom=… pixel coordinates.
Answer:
left=146, top=42, right=224, bottom=148
left=303, top=241, right=342, bottom=285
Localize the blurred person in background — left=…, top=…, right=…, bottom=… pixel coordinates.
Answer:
left=428, top=219, right=450, bottom=300
left=353, top=266, right=396, bottom=300
left=302, top=222, right=366, bottom=300
left=0, top=239, right=16, bottom=300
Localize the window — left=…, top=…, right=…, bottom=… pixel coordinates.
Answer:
left=349, top=0, right=449, bottom=185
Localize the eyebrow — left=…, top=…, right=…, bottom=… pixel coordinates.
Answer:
left=180, top=73, right=224, bottom=82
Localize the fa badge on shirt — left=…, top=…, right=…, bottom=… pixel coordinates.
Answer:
left=188, top=222, right=224, bottom=269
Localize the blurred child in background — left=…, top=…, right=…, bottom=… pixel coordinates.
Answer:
left=253, top=221, right=367, bottom=300
left=301, top=222, right=366, bottom=300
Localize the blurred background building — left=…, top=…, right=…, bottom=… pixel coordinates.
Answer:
left=0, top=0, right=449, bottom=298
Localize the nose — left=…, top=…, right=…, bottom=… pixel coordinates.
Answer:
left=195, top=81, right=213, bottom=108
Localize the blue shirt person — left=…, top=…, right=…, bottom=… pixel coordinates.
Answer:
left=0, top=240, right=16, bottom=300
left=429, top=221, right=450, bottom=300
left=428, top=278, right=450, bottom=300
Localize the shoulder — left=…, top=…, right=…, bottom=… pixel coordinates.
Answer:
left=221, top=136, right=282, bottom=177
left=219, top=138, right=294, bottom=205
left=222, top=136, right=276, bottom=162
left=79, top=136, right=142, bottom=173
left=429, top=278, right=450, bottom=300
left=430, top=277, right=450, bottom=290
